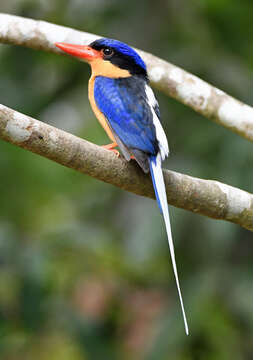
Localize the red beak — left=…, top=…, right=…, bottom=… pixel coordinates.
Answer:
left=55, top=42, right=101, bottom=61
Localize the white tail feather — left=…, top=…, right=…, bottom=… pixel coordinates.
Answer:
left=150, top=155, right=189, bottom=335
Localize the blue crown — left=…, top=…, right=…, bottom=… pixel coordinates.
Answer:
left=91, top=38, right=147, bottom=71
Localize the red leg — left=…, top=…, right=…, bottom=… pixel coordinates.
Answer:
left=101, top=142, right=120, bottom=157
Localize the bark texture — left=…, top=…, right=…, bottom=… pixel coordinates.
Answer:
left=1, top=104, right=252, bottom=231
left=1, top=13, right=253, bottom=142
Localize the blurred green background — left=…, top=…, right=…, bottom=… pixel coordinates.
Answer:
left=1, top=1, right=253, bottom=359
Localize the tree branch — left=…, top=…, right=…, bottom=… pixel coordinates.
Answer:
left=1, top=13, right=253, bottom=143
left=0, top=104, right=252, bottom=231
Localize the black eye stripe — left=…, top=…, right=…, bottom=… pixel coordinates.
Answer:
left=90, top=41, right=147, bottom=78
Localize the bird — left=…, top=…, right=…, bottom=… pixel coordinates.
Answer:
left=55, top=38, right=189, bottom=335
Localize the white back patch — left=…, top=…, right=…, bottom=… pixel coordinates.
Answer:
left=145, top=84, right=169, bottom=160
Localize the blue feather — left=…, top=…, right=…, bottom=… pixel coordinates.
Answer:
left=94, top=76, right=158, bottom=155
left=91, top=38, right=146, bottom=71
left=94, top=71, right=189, bottom=334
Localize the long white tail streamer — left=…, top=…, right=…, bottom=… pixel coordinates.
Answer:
left=149, top=154, right=189, bottom=335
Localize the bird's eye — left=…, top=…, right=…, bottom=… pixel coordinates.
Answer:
left=102, top=48, right=114, bottom=57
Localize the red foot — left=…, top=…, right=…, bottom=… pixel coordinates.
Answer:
left=101, top=142, right=120, bottom=158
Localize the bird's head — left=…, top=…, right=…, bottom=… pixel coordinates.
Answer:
left=55, top=38, right=147, bottom=79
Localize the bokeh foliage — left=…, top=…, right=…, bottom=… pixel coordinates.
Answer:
left=0, top=1, right=253, bottom=359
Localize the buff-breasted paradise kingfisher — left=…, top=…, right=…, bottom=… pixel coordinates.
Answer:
left=55, top=38, right=189, bottom=335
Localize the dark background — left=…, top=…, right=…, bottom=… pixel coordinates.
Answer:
left=0, top=1, right=253, bottom=359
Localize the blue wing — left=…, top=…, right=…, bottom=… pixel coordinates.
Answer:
left=94, top=75, right=159, bottom=171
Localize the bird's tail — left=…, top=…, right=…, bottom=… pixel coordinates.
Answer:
left=149, top=154, right=189, bottom=335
